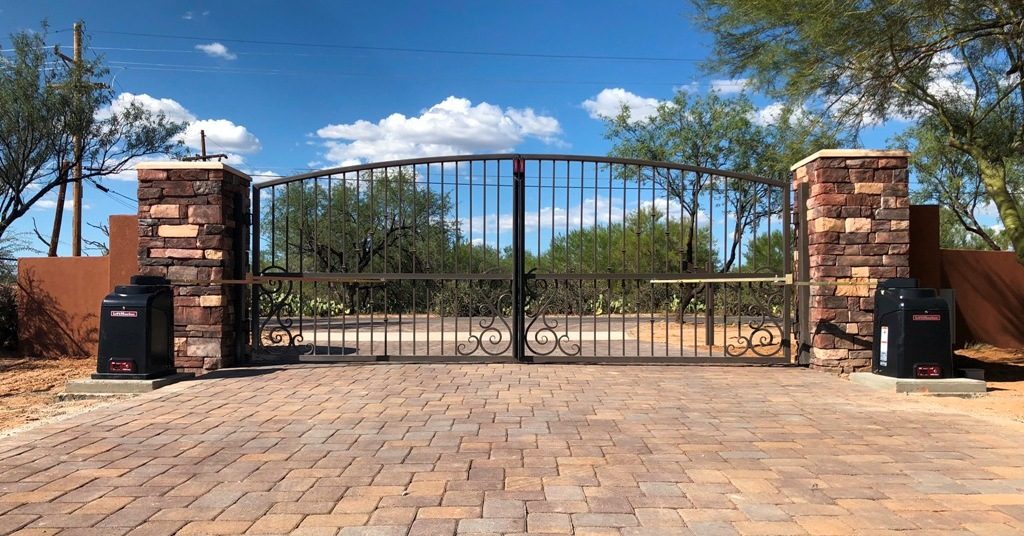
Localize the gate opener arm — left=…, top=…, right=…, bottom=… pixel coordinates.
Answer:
left=651, top=274, right=880, bottom=286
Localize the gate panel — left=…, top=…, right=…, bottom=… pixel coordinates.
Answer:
left=253, top=158, right=517, bottom=360
left=517, top=157, right=791, bottom=363
left=252, top=154, right=793, bottom=363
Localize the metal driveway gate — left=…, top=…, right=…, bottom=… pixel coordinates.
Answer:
left=251, top=155, right=794, bottom=363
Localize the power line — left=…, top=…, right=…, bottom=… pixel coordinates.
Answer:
left=90, top=46, right=330, bottom=58
left=90, top=29, right=703, bottom=63
left=85, top=178, right=136, bottom=210
left=103, top=60, right=693, bottom=86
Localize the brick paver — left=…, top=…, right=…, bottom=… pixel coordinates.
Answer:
left=2, top=364, right=1024, bottom=535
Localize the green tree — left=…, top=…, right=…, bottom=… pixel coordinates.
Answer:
left=263, top=169, right=460, bottom=312
left=602, top=90, right=844, bottom=272
left=743, top=230, right=784, bottom=273
left=894, top=118, right=1018, bottom=250
left=539, top=208, right=717, bottom=275
left=933, top=206, right=1011, bottom=250
left=0, top=24, right=186, bottom=247
left=695, top=0, right=1024, bottom=261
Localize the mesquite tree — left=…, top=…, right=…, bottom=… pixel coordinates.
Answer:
left=0, top=25, right=186, bottom=248
left=695, top=0, right=1024, bottom=261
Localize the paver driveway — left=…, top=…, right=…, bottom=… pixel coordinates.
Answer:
left=1, top=364, right=1023, bottom=535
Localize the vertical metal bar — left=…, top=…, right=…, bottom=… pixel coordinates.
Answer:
left=341, top=173, right=349, bottom=357
left=397, top=167, right=404, bottom=357
left=512, top=156, right=526, bottom=362
left=563, top=160, right=568, bottom=357
left=578, top=161, right=583, bottom=354
left=368, top=168, right=374, bottom=356
left=251, top=185, right=261, bottom=356
left=425, top=164, right=431, bottom=357
left=797, top=181, right=811, bottom=365
left=592, top=161, right=598, bottom=356
left=630, top=163, right=638, bottom=356
left=621, top=164, right=627, bottom=357
left=722, top=177, right=729, bottom=357
left=705, top=175, right=715, bottom=350
left=383, top=168, right=390, bottom=357
left=607, top=163, right=613, bottom=357
left=327, top=176, right=333, bottom=355
left=311, top=177, right=318, bottom=354
left=353, top=171, right=360, bottom=356
left=781, top=184, right=793, bottom=363
left=454, top=162, right=459, bottom=356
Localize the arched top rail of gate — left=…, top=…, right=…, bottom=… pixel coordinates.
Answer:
left=253, top=153, right=786, bottom=190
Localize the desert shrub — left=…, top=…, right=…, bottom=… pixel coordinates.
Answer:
left=0, top=285, right=17, bottom=351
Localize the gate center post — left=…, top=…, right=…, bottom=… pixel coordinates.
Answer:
left=512, top=157, right=527, bottom=362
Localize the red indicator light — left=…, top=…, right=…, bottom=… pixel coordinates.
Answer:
left=109, top=360, right=135, bottom=373
left=915, top=364, right=942, bottom=378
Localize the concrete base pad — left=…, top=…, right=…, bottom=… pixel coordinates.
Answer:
left=65, top=373, right=194, bottom=395
left=850, top=372, right=987, bottom=396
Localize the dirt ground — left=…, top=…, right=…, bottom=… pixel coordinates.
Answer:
left=0, top=356, right=115, bottom=435
left=631, top=320, right=786, bottom=358
left=923, top=345, right=1024, bottom=423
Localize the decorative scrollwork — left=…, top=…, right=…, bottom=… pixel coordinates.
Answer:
left=456, top=281, right=514, bottom=357
left=524, top=277, right=581, bottom=357
left=255, top=265, right=313, bottom=355
left=724, top=268, right=786, bottom=358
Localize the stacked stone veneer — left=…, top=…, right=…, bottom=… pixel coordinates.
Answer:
left=136, top=162, right=250, bottom=373
left=792, top=150, right=911, bottom=374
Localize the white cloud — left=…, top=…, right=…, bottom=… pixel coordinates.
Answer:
left=102, top=93, right=260, bottom=154
left=182, top=11, right=193, bottom=20
left=978, top=201, right=1000, bottom=218
left=249, top=170, right=282, bottom=186
left=710, top=78, right=749, bottom=95
left=96, top=93, right=261, bottom=178
left=465, top=196, right=626, bottom=237
left=752, top=102, right=786, bottom=126
left=103, top=155, right=167, bottom=181
left=931, top=51, right=963, bottom=78
left=316, top=96, right=562, bottom=164
left=927, top=77, right=974, bottom=100
left=103, top=92, right=195, bottom=123
left=673, top=81, right=701, bottom=94
left=462, top=196, right=710, bottom=240
left=34, top=199, right=90, bottom=211
left=750, top=102, right=811, bottom=126
left=582, top=88, right=661, bottom=122
left=195, top=42, right=237, bottom=60
left=183, top=119, right=261, bottom=154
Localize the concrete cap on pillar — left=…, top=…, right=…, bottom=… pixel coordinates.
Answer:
left=135, top=161, right=253, bottom=181
left=790, top=149, right=911, bottom=171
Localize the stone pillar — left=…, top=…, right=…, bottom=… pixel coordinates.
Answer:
left=136, top=162, right=250, bottom=373
left=791, top=150, right=910, bottom=374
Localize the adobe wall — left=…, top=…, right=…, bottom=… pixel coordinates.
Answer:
left=17, top=215, right=139, bottom=357
left=908, top=204, right=1024, bottom=348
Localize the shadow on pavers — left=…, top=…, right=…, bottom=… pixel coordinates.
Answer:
left=193, top=367, right=283, bottom=380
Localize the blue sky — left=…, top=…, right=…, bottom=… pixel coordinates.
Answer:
left=2, top=0, right=917, bottom=256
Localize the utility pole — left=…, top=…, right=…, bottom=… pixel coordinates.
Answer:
left=47, top=22, right=105, bottom=256
left=71, top=22, right=83, bottom=257
left=182, top=130, right=228, bottom=162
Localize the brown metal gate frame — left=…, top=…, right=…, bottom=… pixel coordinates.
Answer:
left=248, top=154, right=801, bottom=364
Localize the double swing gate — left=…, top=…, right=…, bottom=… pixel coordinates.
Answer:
left=250, top=154, right=797, bottom=364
